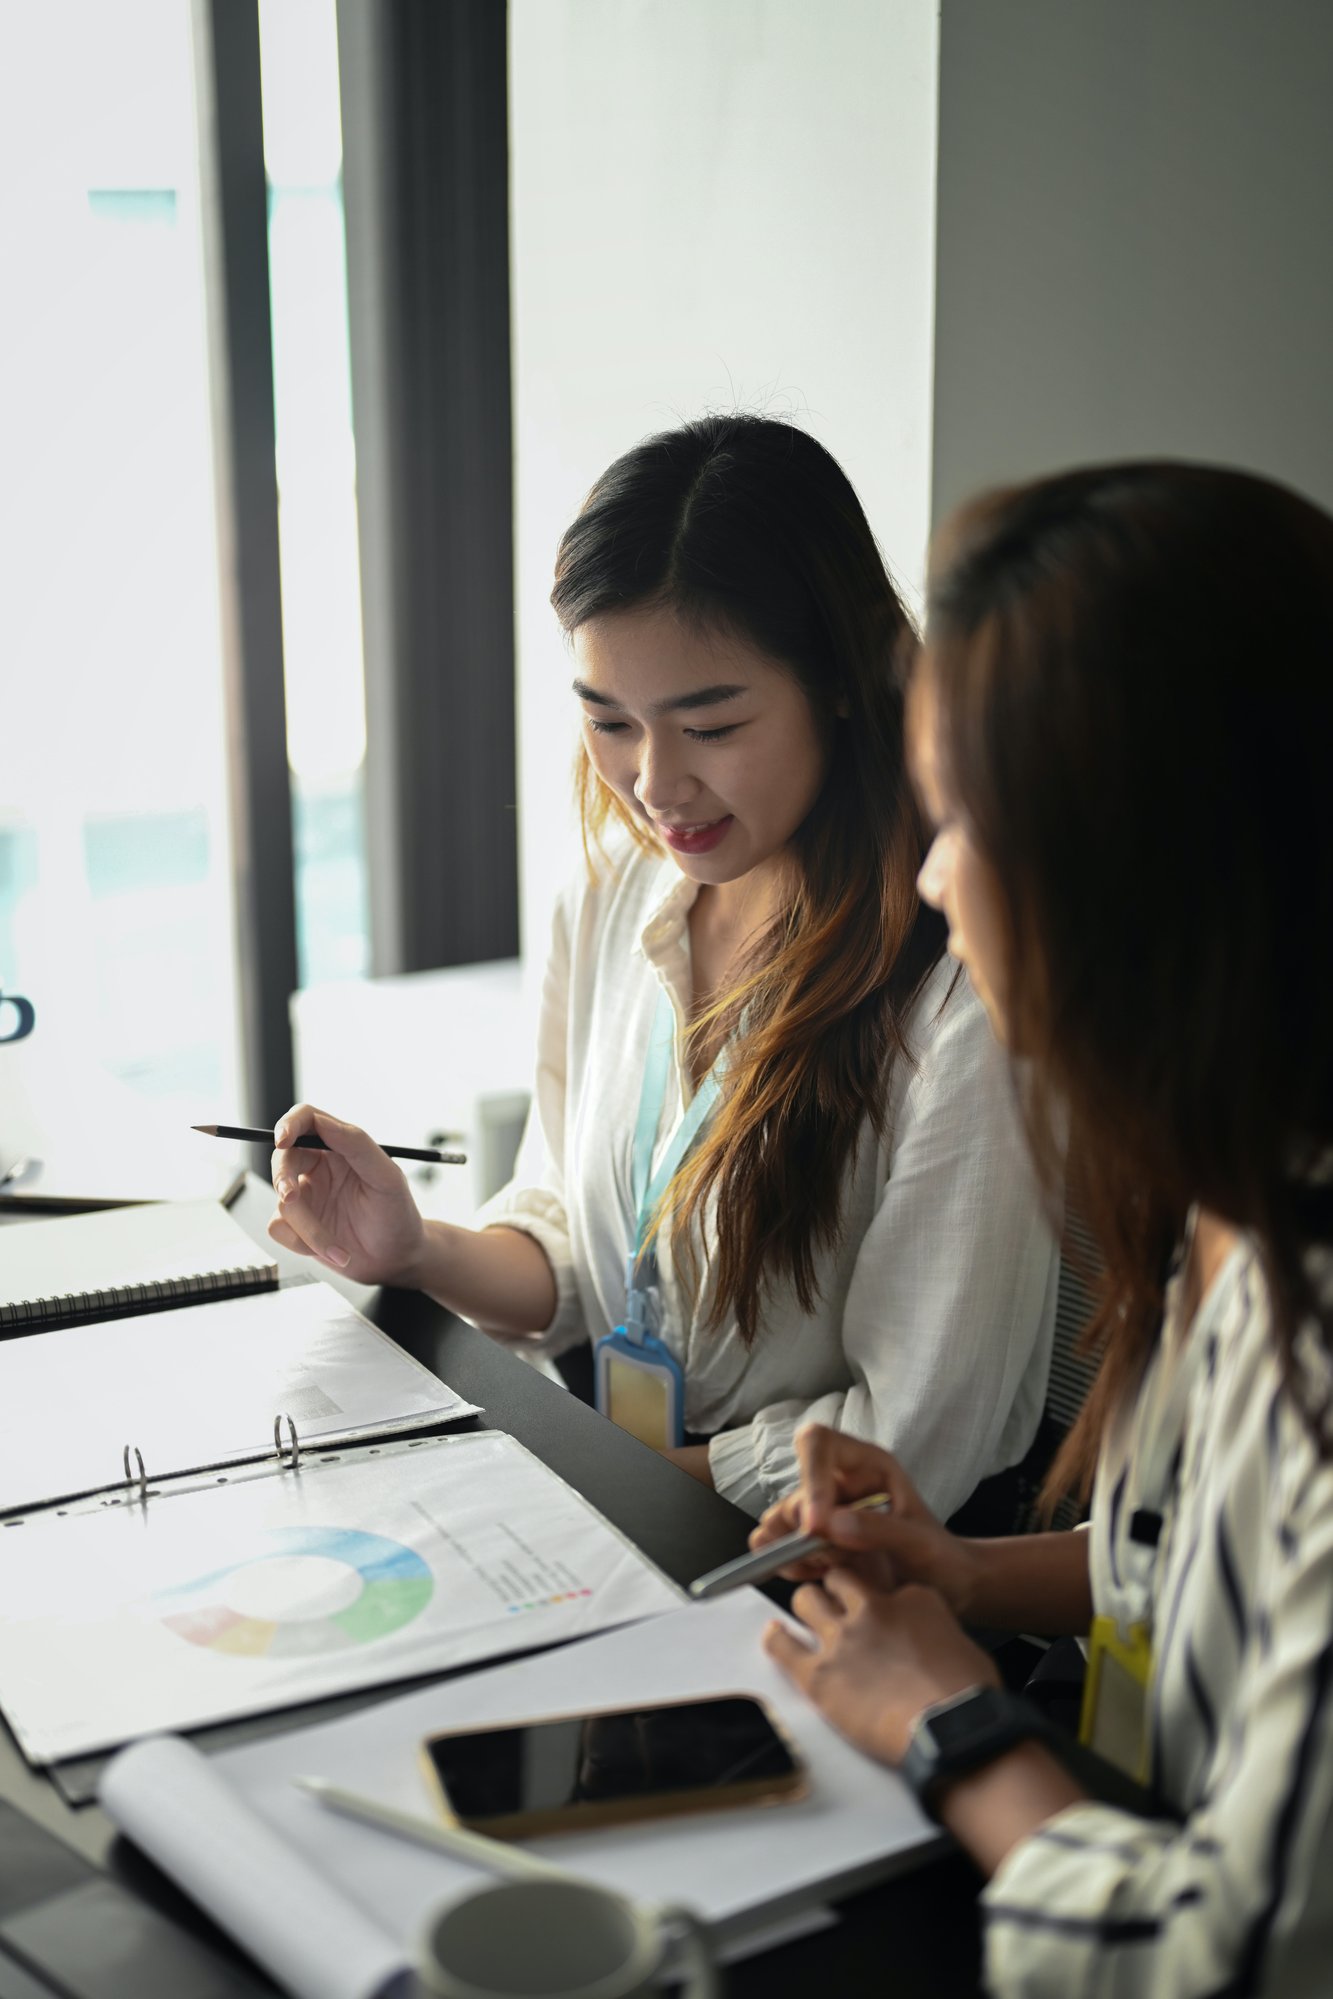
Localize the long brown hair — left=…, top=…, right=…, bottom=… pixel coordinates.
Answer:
left=919, top=461, right=1333, bottom=1503
left=552, top=414, right=944, bottom=1340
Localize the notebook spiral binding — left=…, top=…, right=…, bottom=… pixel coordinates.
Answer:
left=3, top=1268, right=279, bottom=1336
left=1, top=1266, right=277, bottom=1332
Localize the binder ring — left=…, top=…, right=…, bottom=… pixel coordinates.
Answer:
left=273, top=1412, right=301, bottom=1470
left=122, top=1444, right=148, bottom=1504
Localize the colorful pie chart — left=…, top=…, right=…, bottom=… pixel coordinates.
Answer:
left=155, top=1524, right=433, bottom=1659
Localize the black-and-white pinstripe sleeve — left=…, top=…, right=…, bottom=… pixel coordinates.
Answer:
left=981, top=1314, right=1333, bottom=1997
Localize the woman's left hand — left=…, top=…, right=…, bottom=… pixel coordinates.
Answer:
left=763, top=1571, right=1000, bottom=1768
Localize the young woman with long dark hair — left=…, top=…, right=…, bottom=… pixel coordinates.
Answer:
left=754, top=460, right=1333, bottom=1991
left=268, top=415, right=1057, bottom=1520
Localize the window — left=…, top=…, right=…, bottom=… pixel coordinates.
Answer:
left=0, top=0, right=372, bottom=1152
left=0, top=0, right=242, bottom=1122
left=259, top=0, right=370, bottom=988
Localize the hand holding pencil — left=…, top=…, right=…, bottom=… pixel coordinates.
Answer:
left=254, top=1104, right=560, bottom=1335
left=746, top=1425, right=978, bottom=1614
left=265, top=1104, right=432, bottom=1284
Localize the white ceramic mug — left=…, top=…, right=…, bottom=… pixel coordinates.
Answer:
left=414, top=1877, right=715, bottom=1999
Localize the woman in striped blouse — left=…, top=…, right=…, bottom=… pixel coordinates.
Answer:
left=751, top=461, right=1333, bottom=1995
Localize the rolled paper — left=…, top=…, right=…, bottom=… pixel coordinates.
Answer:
left=100, top=1734, right=403, bottom=1999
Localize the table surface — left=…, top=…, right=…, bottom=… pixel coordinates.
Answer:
left=0, top=1183, right=986, bottom=1997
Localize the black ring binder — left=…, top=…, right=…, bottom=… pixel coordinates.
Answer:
left=273, top=1413, right=301, bottom=1470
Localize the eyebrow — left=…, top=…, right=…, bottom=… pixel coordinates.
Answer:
left=571, top=679, right=748, bottom=717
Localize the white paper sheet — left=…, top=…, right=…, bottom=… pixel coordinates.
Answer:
left=0, top=1281, right=478, bottom=1515
left=0, top=1431, right=685, bottom=1761
left=211, top=1593, right=942, bottom=1944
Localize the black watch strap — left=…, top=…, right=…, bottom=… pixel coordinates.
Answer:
left=899, top=1684, right=1052, bottom=1821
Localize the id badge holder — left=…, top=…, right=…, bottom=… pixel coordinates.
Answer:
left=595, top=1328, right=685, bottom=1449
left=595, top=1257, right=685, bottom=1450
left=1080, top=1614, right=1154, bottom=1783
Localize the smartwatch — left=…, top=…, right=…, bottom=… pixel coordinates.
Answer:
left=899, top=1685, right=1053, bottom=1821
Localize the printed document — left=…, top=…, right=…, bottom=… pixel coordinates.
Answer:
left=0, top=1431, right=684, bottom=1761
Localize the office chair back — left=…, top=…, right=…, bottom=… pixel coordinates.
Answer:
left=1013, top=1207, right=1103, bottom=1531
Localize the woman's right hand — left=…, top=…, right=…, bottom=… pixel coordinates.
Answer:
left=749, top=1424, right=981, bottom=1618
left=268, top=1104, right=428, bottom=1287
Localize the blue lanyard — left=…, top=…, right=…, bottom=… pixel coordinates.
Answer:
left=624, top=986, right=721, bottom=1328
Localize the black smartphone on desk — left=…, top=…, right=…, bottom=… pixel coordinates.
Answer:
left=422, top=1693, right=807, bottom=1839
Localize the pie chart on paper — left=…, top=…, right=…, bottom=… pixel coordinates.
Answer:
left=155, top=1524, right=433, bottom=1659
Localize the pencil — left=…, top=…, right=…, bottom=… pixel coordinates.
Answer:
left=295, top=1778, right=570, bottom=1880
left=191, top=1123, right=467, bottom=1165
left=687, top=1491, right=893, bottom=1600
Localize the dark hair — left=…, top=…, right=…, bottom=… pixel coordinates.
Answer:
left=552, top=413, right=944, bottom=1340
left=920, top=460, right=1333, bottom=1500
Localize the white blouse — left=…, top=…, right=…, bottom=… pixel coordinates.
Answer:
left=983, top=1233, right=1333, bottom=1996
left=477, top=844, right=1058, bottom=1517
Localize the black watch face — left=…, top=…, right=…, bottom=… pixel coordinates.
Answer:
left=930, top=1687, right=1009, bottom=1759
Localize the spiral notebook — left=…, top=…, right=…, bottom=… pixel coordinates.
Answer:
left=0, top=1198, right=278, bottom=1332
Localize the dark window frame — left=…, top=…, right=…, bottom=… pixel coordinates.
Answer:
left=337, top=0, right=519, bottom=976
left=192, top=0, right=299, bottom=1128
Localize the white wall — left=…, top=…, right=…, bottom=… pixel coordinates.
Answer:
left=932, top=0, right=1333, bottom=524
left=508, top=0, right=940, bottom=962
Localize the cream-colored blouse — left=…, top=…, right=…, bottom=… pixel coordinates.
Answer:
left=477, top=845, right=1058, bottom=1517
